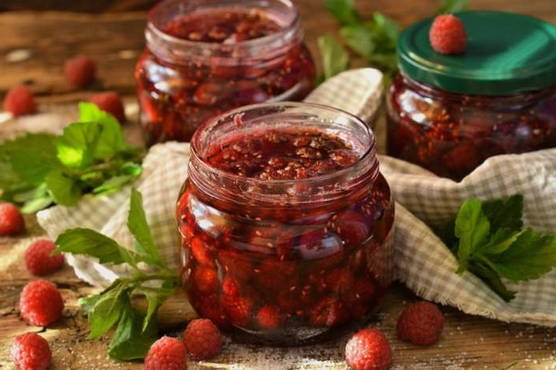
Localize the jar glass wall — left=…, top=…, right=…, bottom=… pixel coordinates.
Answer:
left=176, top=103, right=395, bottom=345
left=135, top=0, right=316, bottom=145
left=387, top=73, right=556, bottom=180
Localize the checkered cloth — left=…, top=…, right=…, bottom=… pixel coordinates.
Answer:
left=37, top=68, right=556, bottom=326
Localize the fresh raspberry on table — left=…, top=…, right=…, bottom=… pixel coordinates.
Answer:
left=397, top=301, right=445, bottom=346
left=182, top=318, right=224, bottom=360
left=19, top=280, right=64, bottom=326
left=24, top=240, right=64, bottom=276
left=3, top=85, right=37, bottom=117
left=89, top=91, right=126, bottom=122
left=429, top=14, right=467, bottom=54
left=145, top=336, right=187, bottom=370
left=256, top=305, right=281, bottom=329
left=11, top=332, right=52, bottom=370
left=0, top=202, right=25, bottom=235
left=64, top=55, right=96, bottom=87
left=345, top=328, right=392, bottom=370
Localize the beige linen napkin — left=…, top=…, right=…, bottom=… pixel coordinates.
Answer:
left=36, top=68, right=556, bottom=326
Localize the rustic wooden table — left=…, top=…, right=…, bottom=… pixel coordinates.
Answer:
left=1, top=1, right=556, bottom=369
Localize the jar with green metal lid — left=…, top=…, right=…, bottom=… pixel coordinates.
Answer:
left=386, top=11, right=556, bottom=180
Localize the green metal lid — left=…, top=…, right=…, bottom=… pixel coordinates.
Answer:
left=398, top=11, right=556, bottom=95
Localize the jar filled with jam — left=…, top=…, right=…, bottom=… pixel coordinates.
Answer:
left=387, top=11, right=556, bottom=180
left=135, top=0, right=316, bottom=145
left=177, top=103, right=394, bottom=344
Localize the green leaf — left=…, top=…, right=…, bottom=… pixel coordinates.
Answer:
left=93, top=175, right=136, bottom=195
left=45, top=170, right=82, bottom=206
left=468, top=261, right=515, bottom=302
left=480, top=228, right=524, bottom=255
left=127, top=188, right=162, bottom=265
left=323, top=0, right=360, bottom=25
left=0, top=133, right=58, bottom=188
left=88, top=283, right=126, bottom=339
left=56, top=121, right=103, bottom=169
left=108, top=297, right=158, bottom=360
left=437, top=0, right=469, bottom=15
left=56, top=228, right=139, bottom=265
left=454, top=198, right=490, bottom=272
left=78, top=102, right=126, bottom=159
left=79, top=293, right=103, bottom=315
left=482, top=195, right=523, bottom=232
left=489, top=229, right=556, bottom=282
left=340, top=24, right=375, bottom=57
left=371, top=12, right=399, bottom=46
left=317, top=35, right=350, bottom=80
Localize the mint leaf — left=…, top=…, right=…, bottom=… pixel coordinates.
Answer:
left=78, top=102, right=126, bottom=159
left=56, top=228, right=139, bottom=265
left=454, top=198, right=490, bottom=272
left=93, top=175, right=136, bottom=195
left=88, top=283, right=126, bottom=339
left=468, top=261, right=515, bottom=302
left=323, top=0, right=360, bottom=25
left=340, top=24, right=375, bottom=57
left=481, top=228, right=524, bottom=256
left=108, top=297, right=158, bottom=360
left=482, top=195, right=523, bottom=232
left=127, top=188, right=162, bottom=266
left=318, top=35, right=350, bottom=80
left=489, top=229, right=556, bottom=282
left=45, top=170, right=82, bottom=206
left=437, top=0, right=469, bottom=15
left=371, top=12, right=399, bottom=47
left=56, top=122, right=102, bottom=169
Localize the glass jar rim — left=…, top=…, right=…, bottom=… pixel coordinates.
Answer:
left=146, top=0, right=302, bottom=60
left=188, top=102, right=379, bottom=206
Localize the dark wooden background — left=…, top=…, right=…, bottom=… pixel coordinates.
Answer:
left=1, top=1, right=556, bottom=369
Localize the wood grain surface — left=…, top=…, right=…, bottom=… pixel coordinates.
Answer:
left=1, top=0, right=556, bottom=369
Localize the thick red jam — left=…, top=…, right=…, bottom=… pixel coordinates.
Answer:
left=135, top=0, right=316, bottom=145
left=177, top=103, right=394, bottom=344
left=387, top=74, right=556, bottom=180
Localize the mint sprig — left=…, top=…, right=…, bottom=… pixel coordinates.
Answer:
left=56, top=188, right=178, bottom=360
left=0, top=103, right=144, bottom=213
left=438, top=195, right=556, bottom=301
left=320, top=0, right=469, bottom=82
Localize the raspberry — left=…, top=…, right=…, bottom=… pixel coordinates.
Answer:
left=89, top=91, right=126, bottom=122
left=329, top=210, right=371, bottom=246
left=256, top=305, right=281, bottom=329
left=64, top=55, right=96, bottom=87
left=193, top=266, right=217, bottom=293
left=11, top=333, right=52, bottom=370
left=397, top=301, right=445, bottom=346
left=345, top=328, right=392, bottom=370
left=310, top=297, right=349, bottom=327
left=24, top=240, right=64, bottom=276
left=19, top=280, right=64, bottom=326
left=182, top=319, right=224, bottom=360
left=3, top=85, right=37, bottom=116
left=144, top=336, right=187, bottom=370
left=224, top=296, right=252, bottom=327
left=429, top=14, right=467, bottom=54
left=0, top=202, right=25, bottom=235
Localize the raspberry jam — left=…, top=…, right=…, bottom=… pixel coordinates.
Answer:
left=389, top=11, right=556, bottom=180
left=387, top=74, right=556, bottom=180
left=177, top=103, right=395, bottom=344
left=135, top=0, right=316, bottom=145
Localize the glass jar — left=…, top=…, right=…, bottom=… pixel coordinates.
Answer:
left=176, top=103, right=394, bottom=345
left=135, top=0, right=316, bottom=145
left=387, top=11, right=556, bottom=180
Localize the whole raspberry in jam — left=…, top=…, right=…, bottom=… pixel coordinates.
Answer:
left=345, top=328, right=392, bottom=370
left=24, top=239, right=64, bottom=276
left=11, top=333, right=52, bottom=370
left=256, top=305, right=281, bottom=329
left=397, top=301, right=445, bottom=346
left=3, top=85, right=37, bottom=117
left=19, top=280, right=64, bottom=326
left=182, top=318, right=224, bottom=360
left=64, top=55, right=96, bottom=87
left=89, top=91, right=126, bottom=122
left=429, top=14, right=467, bottom=54
left=145, top=336, right=187, bottom=370
left=0, top=203, right=25, bottom=235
